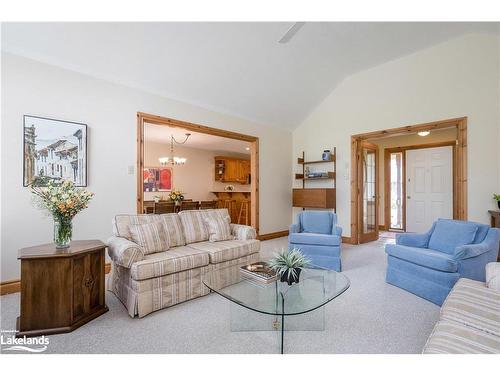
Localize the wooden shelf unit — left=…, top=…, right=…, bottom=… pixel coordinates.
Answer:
left=293, top=148, right=336, bottom=209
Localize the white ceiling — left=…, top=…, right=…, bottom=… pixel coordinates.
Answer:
left=2, top=22, right=499, bottom=129
left=144, top=123, right=250, bottom=155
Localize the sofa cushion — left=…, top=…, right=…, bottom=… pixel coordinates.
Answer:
left=129, top=221, right=170, bottom=254
left=113, top=214, right=159, bottom=239
left=385, top=244, right=458, bottom=272
left=179, top=210, right=210, bottom=244
left=428, top=220, right=478, bottom=254
left=159, top=213, right=186, bottom=247
left=130, top=246, right=210, bottom=281
left=422, top=320, right=500, bottom=354
left=289, top=232, right=341, bottom=247
left=441, top=278, right=500, bottom=337
left=187, top=239, right=260, bottom=264
left=204, top=209, right=233, bottom=242
left=301, top=211, right=332, bottom=235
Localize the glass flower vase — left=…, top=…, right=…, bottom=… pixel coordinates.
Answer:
left=54, top=217, right=72, bottom=249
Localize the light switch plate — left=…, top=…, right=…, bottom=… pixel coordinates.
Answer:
left=127, top=165, right=135, bottom=175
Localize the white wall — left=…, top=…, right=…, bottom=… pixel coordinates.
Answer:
left=143, top=142, right=250, bottom=202
left=293, top=33, right=500, bottom=237
left=1, top=52, right=292, bottom=282
left=371, top=128, right=457, bottom=226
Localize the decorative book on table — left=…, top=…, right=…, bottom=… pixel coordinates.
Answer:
left=240, top=262, right=277, bottom=283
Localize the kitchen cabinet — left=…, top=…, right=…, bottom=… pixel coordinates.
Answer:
left=215, top=156, right=250, bottom=184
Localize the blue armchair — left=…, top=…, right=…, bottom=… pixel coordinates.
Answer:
left=385, top=219, right=500, bottom=306
left=288, top=211, right=342, bottom=271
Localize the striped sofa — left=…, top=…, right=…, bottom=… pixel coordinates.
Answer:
left=106, top=209, right=260, bottom=317
left=423, top=264, right=500, bottom=353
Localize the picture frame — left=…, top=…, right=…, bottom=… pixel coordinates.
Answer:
left=143, top=167, right=173, bottom=192
left=23, top=115, right=88, bottom=187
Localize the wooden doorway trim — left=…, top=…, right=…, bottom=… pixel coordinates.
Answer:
left=384, top=141, right=456, bottom=232
left=350, top=117, right=467, bottom=244
left=136, top=112, right=260, bottom=234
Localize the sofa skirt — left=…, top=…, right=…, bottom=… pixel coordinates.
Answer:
left=108, top=252, right=259, bottom=318
left=108, top=263, right=210, bottom=318
left=386, top=255, right=460, bottom=306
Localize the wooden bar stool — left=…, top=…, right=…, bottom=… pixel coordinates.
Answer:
left=223, top=199, right=236, bottom=222
left=238, top=199, right=250, bottom=225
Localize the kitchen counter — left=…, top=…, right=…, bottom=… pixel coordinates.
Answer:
left=211, top=191, right=251, bottom=224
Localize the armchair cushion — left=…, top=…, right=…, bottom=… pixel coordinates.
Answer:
left=107, top=236, right=145, bottom=268
left=289, top=232, right=341, bottom=247
left=428, top=219, right=478, bottom=254
left=301, top=211, right=332, bottom=234
left=386, top=244, right=458, bottom=272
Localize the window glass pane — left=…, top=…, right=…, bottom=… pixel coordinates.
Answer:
left=390, top=152, right=403, bottom=229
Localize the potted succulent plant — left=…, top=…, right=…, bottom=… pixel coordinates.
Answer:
left=494, top=194, right=500, bottom=210
left=268, top=248, right=311, bottom=285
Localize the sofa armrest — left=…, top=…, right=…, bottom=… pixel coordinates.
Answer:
left=107, top=236, right=145, bottom=268
left=332, top=225, right=342, bottom=237
left=289, top=223, right=300, bottom=234
left=454, top=228, right=500, bottom=260
left=486, top=262, right=500, bottom=291
left=230, top=224, right=257, bottom=240
left=396, top=232, right=430, bottom=248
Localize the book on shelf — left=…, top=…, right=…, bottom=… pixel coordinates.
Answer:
left=240, top=262, right=277, bottom=284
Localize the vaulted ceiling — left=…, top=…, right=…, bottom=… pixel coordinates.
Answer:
left=2, top=22, right=498, bottom=129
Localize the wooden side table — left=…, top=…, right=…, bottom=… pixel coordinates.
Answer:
left=17, top=240, right=108, bottom=337
left=488, top=210, right=500, bottom=261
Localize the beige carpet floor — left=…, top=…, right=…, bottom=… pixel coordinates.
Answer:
left=0, top=237, right=440, bottom=354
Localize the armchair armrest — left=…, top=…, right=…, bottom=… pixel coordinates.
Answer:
left=230, top=224, right=257, bottom=240
left=454, top=228, right=500, bottom=260
left=289, top=223, right=300, bottom=234
left=332, top=225, right=342, bottom=237
left=107, top=236, right=145, bottom=268
left=396, top=232, right=431, bottom=248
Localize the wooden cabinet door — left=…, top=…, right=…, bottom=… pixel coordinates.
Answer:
left=72, top=250, right=104, bottom=322
left=88, top=250, right=104, bottom=311
left=223, top=159, right=239, bottom=182
left=72, top=254, right=87, bottom=322
left=238, top=160, right=250, bottom=183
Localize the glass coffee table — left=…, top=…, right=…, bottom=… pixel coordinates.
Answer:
left=203, top=266, right=350, bottom=354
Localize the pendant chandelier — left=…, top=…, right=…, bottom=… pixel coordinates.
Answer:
left=159, top=133, right=191, bottom=166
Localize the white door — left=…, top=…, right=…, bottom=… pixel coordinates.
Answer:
left=406, top=146, right=453, bottom=233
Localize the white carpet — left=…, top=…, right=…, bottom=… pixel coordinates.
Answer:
left=0, top=237, right=440, bottom=354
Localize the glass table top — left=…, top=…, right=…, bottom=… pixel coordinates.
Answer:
left=203, top=266, right=350, bottom=316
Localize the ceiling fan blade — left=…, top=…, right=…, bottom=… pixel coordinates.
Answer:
left=278, top=22, right=306, bottom=44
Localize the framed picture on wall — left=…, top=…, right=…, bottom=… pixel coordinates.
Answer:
left=23, top=115, right=88, bottom=187
left=143, top=167, right=173, bottom=192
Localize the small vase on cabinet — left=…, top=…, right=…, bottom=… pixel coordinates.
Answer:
left=54, top=216, right=72, bottom=249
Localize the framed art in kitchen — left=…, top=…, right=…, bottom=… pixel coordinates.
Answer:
left=23, top=115, right=88, bottom=186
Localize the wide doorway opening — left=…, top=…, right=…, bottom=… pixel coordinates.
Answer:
left=350, top=117, right=467, bottom=244
left=136, top=112, right=260, bottom=234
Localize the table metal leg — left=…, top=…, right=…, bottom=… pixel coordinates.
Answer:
left=280, top=313, right=285, bottom=354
